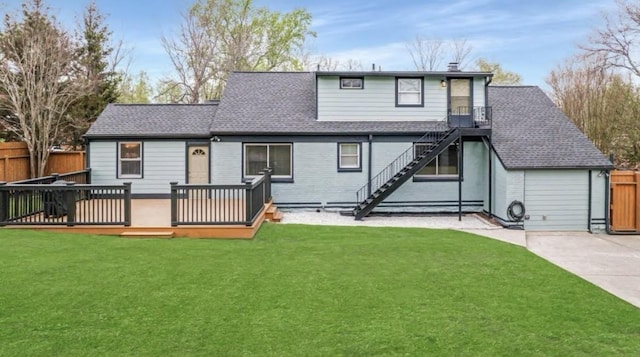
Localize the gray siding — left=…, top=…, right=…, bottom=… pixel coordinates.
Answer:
left=89, top=141, right=186, bottom=194
left=473, top=77, right=486, bottom=107
left=317, top=76, right=447, bottom=121
left=211, top=142, right=242, bottom=185
left=523, top=170, right=589, bottom=231
left=211, top=140, right=487, bottom=211
left=370, top=141, right=487, bottom=211
left=491, top=155, right=511, bottom=222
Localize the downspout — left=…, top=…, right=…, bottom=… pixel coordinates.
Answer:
left=367, top=134, right=373, bottom=196
left=485, top=75, right=493, bottom=217
left=588, top=170, right=592, bottom=233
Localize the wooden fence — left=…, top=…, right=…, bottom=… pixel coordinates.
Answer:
left=0, top=142, right=85, bottom=182
left=609, top=170, right=640, bottom=232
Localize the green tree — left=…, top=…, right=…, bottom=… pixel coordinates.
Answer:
left=475, top=58, right=522, bottom=85
left=161, top=0, right=314, bottom=102
left=118, top=71, right=153, bottom=103
left=65, top=1, right=122, bottom=149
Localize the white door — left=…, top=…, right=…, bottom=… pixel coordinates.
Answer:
left=188, top=146, right=209, bottom=184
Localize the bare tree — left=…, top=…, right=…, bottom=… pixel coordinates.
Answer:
left=451, top=39, right=473, bottom=69
left=0, top=0, right=92, bottom=177
left=160, top=6, right=218, bottom=103
left=406, top=35, right=444, bottom=71
left=547, top=55, right=640, bottom=167
left=406, top=36, right=473, bottom=71
left=582, top=0, right=640, bottom=79
left=162, top=0, right=314, bottom=101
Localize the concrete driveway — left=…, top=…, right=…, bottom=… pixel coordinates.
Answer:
left=526, top=232, right=640, bottom=308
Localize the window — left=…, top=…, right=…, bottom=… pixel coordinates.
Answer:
left=118, top=142, right=142, bottom=178
left=396, top=78, right=423, bottom=106
left=414, top=143, right=458, bottom=178
left=340, top=77, right=364, bottom=89
left=244, top=144, right=292, bottom=179
left=338, top=143, right=361, bottom=171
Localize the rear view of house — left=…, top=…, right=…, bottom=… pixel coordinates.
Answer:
left=84, top=65, right=613, bottom=231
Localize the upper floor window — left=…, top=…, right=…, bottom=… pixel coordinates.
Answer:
left=396, top=78, right=423, bottom=106
left=118, top=142, right=142, bottom=178
left=414, top=143, right=458, bottom=178
left=244, top=143, right=292, bottom=180
left=340, top=77, right=364, bottom=89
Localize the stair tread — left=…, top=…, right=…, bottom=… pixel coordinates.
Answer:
left=120, top=231, right=174, bottom=238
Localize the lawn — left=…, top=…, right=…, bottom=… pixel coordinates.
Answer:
left=1, top=224, right=639, bottom=356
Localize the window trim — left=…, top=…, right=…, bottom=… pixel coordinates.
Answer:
left=412, top=142, right=460, bottom=181
left=340, top=77, right=364, bottom=90
left=117, top=141, right=143, bottom=179
left=242, top=143, right=293, bottom=182
left=396, top=77, right=424, bottom=107
left=337, top=142, right=362, bottom=172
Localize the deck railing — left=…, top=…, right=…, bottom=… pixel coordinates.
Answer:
left=10, top=169, right=91, bottom=185
left=170, top=169, right=272, bottom=226
left=447, top=106, right=492, bottom=128
left=0, top=181, right=131, bottom=226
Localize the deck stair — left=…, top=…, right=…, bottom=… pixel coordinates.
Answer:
left=120, top=231, right=175, bottom=238
left=265, top=205, right=283, bottom=222
left=353, top=127, right=460, bottom=220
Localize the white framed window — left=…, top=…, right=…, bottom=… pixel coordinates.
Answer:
left=414, top=143, right=458, bottom=177
left=244, top=143, right=292, bottom=179
left=397, top=78, right=423, bottom=106
left=338, top=143, right=361, bottom=171
left=118, top=142, right=142, bottom=178
left=340, top=77, right=364, bottom=89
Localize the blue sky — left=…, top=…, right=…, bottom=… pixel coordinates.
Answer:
left=0, top=0, right=614, bottom=87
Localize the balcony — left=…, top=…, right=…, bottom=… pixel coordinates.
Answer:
left=447, top=106, right=492, bottom=129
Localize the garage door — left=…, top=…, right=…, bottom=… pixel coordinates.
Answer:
left=524, top=170, right=588, bottom=231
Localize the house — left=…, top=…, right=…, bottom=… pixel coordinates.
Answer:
left=84, top=66, right=613, bottom=231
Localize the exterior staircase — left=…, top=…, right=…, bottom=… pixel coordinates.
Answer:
left=353, top=127, right=460, bottom=220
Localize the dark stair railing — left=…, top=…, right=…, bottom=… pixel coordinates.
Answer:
left=353, top=127, right=460, bottom=220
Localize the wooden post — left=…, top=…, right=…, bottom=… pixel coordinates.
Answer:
left=0, top=182, right=8, bottom=225
left=2, top=157, right=8, bottom=181
left=635, top=172, right=640, bottom=232
left=124, top=182, right=132, bottom=227
left=65, top=182, right=76, bottom=226
left=245, top=181, right=253, bottom=226
left=170, top=182, right=178, bottom=227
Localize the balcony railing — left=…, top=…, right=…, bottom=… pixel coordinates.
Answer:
left=170, top=169, right=272, bottom=226
left=447, top=106, right=492, bottom=128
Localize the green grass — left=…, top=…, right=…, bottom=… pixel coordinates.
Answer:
left=1, top=224, right=639, bottom=356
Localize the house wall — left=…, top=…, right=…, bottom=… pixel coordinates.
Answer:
left=370, top=140, right=487, bottom=212
left=211, top=139, right=488, bottom=211
left=89, top=140, right=187, bottom=195
left=317, top=76, right=487, bottom=122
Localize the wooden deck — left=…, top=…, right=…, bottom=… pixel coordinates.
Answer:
left=4, top=199, right=277, bottom=239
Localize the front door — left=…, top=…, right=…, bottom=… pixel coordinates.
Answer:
left=187, top=145, right=209, bottom=184
left=448, top=78, right=473, bottom=127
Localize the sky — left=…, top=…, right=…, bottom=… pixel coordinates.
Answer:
left=0, top=0, right=616, bottom=88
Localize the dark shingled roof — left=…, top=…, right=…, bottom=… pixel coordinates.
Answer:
left=489, top=86, right=612, bottom=169
left=85, top=103, right=218, bottom=138
left=211, top=72, right=446, bottom=134
left=86, top=72, right=612, bottom=169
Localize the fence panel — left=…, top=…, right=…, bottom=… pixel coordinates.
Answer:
left=610, top=170, right=640, bottom=232
left=0, top=142, right=85, bottom=181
